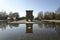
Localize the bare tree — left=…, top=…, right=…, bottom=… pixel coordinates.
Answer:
left=55, top=7, right=60, bottom=19
left=56, top=7, right=60, bottom=14
left=9, top=12, right=19, bottom=20
left=38, top=11, right=43, bottom=20
left=44, top=11, right=50, bottom=19
left=0, top=11, right=8, bottom=20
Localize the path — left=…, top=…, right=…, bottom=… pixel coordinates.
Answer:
left=9, top=20, right=41, bottom=24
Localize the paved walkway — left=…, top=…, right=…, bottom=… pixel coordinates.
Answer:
left=42, top=20, right=60, bottom=23
left=9, top=20, right=41, bottom=24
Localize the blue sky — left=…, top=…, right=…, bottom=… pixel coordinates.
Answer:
left=0, top=0, right=60, bottom=17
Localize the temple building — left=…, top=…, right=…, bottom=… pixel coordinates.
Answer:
left=26, top=10, right=34, bottom=21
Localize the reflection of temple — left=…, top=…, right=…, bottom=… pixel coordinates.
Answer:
left=26, top=23, right=33, bottom=33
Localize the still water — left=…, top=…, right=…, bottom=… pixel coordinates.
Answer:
left=0, top=21, right=60, bottom=40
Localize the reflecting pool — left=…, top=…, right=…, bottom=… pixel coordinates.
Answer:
left=0, top=21, right=60, bottom=40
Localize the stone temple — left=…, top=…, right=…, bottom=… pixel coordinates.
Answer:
left=26, top=10, right=34, bottom=21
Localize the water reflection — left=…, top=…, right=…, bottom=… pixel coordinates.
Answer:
left=43, top=22, right=60, bottom=33
left=44, top=22, right=60, bottom=39
left=9, top=23, right=19, bottom=28
left=38, top=23, right=44, bottom=28
left=0, top=21, right=60, bottom=40
left=44, top=22, right=56, bottom=28
left=54, top=23, right=60, bottom=39
left=0, top=21, right=19, bottom=30
left=26, top=23, right=33, bottom=33
left=41, top=22, right=58, bottom=28
left=0, top=21, right=8, bottom=30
